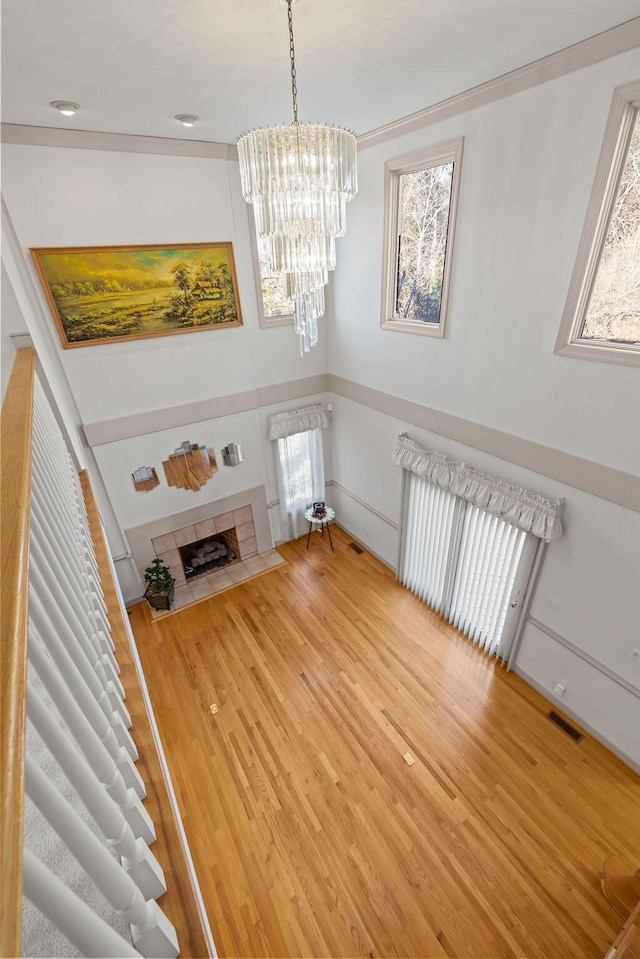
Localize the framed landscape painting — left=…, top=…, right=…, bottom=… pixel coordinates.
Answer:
left=30, top=242, right=243, bottom=348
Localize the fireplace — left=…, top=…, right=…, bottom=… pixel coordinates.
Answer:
left=179, top=528, right=240, bottom=580
left=126, top=485, right=274, bottom=596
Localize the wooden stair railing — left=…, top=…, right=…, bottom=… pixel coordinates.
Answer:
left=602, top=856, right=640, bottom=959
left=1, top=347, right=36, bottom=959
left=80, top=472, right=213, bottom=958
left=1, top=346, right=213, bottom=957
left=604, top=900, right=640, bottom=959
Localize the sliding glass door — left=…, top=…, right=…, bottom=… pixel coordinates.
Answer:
left=400, top=472, right=538, bottom=660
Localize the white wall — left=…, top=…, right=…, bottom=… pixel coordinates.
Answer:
left=1, top=141, right=330, bottom=594
left=1, top=263, right=27, bottom=401
left=330, top=47, right=640, bottom=475
left=516, top=623, right=640, bottom=767
left=329, top=394, right=640, bottom=766
left=1, top=147, right=328, bottom=424
left=92, top=390, right=332, bottom=598
left=2, top=44, right=639, bottom=763
left=328, top=48, right=640, bottom=767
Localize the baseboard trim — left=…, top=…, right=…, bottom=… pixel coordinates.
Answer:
left=528, top=616, right=640, bottom=699
left=513, top=665, right=640, bottom=774
left=334, top=521, right=397, bottom=573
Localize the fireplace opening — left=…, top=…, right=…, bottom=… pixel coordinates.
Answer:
left=179, top=530, right=240, bottom=580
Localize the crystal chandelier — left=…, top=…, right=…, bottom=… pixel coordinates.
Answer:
left=237, top=0, right=357, bottom=354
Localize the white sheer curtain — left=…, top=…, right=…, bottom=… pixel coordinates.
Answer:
left=276, top=429, right=325, bottom=540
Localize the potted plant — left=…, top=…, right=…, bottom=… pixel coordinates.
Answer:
left=143, top=557, right=175, bottom=611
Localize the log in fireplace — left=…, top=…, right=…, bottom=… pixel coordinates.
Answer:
left=179, top=528, right=240, bottom=581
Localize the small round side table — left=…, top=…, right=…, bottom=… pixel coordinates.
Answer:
left=304, top=506, right=335, bottom=551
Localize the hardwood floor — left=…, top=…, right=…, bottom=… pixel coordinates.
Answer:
left=128, top=526, right=640, bottom=958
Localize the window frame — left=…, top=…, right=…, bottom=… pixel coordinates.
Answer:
left=555, top=79, right=640, bottom=366
left=381, top=137, right=464, bottom=338
left=246, top=206, right=294, bottom=330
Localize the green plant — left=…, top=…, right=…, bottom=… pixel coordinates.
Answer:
left=144, top=557, right=174, bottom=593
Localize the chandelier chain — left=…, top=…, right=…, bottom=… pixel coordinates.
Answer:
left=287, top=0, right=299, bottom=125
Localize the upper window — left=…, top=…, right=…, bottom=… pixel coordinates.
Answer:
left=247, top=210, right=294, bottom=329
left=381, top=138, right=463, bottom=337
left=556, top=80, right=640, bottom=365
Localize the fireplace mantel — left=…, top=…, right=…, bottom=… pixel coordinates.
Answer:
left=126, top=485, right=272, bottom=582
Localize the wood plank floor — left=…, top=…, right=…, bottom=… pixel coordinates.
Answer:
left=128, top=526, right=640, bottom=958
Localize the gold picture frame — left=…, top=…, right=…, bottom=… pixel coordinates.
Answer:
left=31, top=242, right=243, bottom=348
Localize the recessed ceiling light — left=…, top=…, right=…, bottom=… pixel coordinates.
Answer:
left=50, top=101, right=80, bottom=117
left=175, top=114, right=199, bottom=127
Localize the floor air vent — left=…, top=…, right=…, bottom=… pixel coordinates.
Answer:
left=348, top=542, right=364, bottom=554
left=547, top=710, right=583, bottom=742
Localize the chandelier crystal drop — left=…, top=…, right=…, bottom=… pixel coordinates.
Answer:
left=237, top=0, right=357, bottom=354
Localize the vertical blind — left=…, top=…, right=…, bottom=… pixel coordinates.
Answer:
left=401, top=472, right=534, bottom=658
left=447, top=504, right=527, bottom=655
left=402, top=477, right=460, bottom=613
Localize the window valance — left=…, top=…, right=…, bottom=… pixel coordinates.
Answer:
left=392, top=434, right=564, bottom=542
left=267, top=403, right=329, bottom=441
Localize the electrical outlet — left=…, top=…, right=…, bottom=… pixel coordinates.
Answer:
left=547, top=596, right=561, bottom=610
left=630, top=648, right=640, bottom=663
left=365, top=529, right=371, bottom=538
left=553, top=681, right=567, bottom=696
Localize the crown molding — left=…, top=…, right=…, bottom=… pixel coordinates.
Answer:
left=358, top=17, right=640, bottom=150
left=0, top=123, right=237, bottom=159
left=2, top=20, right=638, bottom=160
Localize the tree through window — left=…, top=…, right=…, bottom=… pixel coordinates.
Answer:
left=396, top=162, right=453, bottom=324
left=556, top=80, right=640, bottom=365
left=381, top=138, right=463, bottom=338
left=582, top=114, right=639, bottom=345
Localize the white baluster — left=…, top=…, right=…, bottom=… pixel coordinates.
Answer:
left=29, top=486, right=106, bottom=638
left=29, top=534, right=117, bottom=701
left=27, top=612, right=144, bottom=796
left=27, top=684, right=165, bottom=898
left=28, top=629, right=155, bottom=843
left=30, top=489, right=117, bottom=670
left=25, top=758, right=179, bottom=958
left=29, top=586, right=136, bottom=757
left=31, top=470, right=86, bottom=583
left=23, top=849, right=142, bottom=959
left=30, top=527, right=124, bottom=704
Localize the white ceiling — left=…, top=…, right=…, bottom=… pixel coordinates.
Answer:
left=2, top=0, right=639, bottom=144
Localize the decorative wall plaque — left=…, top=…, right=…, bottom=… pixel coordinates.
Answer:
left=132, top=466, right=160, bottom=492
left=162, top=441, right=218, bottom=492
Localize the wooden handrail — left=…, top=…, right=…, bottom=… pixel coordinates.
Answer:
left=80, top=471, right=213, bottom=957
left=1, top=347, right=36, bottom=959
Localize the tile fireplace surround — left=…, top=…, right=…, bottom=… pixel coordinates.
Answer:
left=127, top=485, right=275, bottom=606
